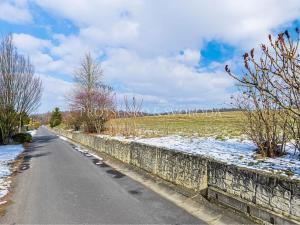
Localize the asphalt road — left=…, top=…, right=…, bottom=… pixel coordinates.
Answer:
left=1, top=127, right=205, bottom=224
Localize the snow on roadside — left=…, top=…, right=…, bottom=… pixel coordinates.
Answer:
left=134, top=136, right=300, bottom=180
left=27, top=130, right=37, bottom=136
left=0, top=145, right=24, bottom=198
left=59, top=136, right=104, bottom=161
left=59, top=136, right=68, bottom=142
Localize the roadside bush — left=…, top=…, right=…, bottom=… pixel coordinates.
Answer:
left=226, top=28, right=300, bottom=157
left=63, top=111, right=82, bottom=131
left=49, top=107, right=62, bottom=128
left=12, top=133, right=32, bottom=144
left=28, top=118, right=41, bottom=130
left=32, top=121, right=41, bottom=130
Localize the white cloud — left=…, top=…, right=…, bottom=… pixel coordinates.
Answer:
left=81, top=20, right=139, bottom=45
left=34, top=0, right=142, bottom=27
left=13, top=33, right=51, bottom=52
left=37, top=74, right=73, bottom=113
left=0, top=0, right=32, bottom=24
left=13, top=33, right=74, bottom=75
left=10, top=0, right=300, bottom=112
left=176, top=49, right=201, bottom=66
left=103, top=48, right=233, bottom=109
left=34, top=0, right=300, bottom=52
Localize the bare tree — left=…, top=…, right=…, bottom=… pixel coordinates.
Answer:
left=225, top=28, right=300, bottom=156
left=0, top=34, right=42, bottom=143
left=69, top=52, right=115, bottom=133
left=123, top=96, right=143, bottom=136
left=231, top=85, right=289, bottom=157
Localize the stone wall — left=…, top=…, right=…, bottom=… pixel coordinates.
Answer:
left=53, top=128, right=300, bottom=224
left=208, top=160, right=300, bottom=223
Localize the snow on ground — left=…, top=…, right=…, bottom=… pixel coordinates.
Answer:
left=59, top=136, right=68, bottom=142
left=59, top=136, right=104, bottom=161
left=133, top=136, right=300, bottom=180
left=27, top=130, right=37, bottom=136
left=0, top=145, right=23, bottom=198
left=68, top=133, right=300, bottom=180
left=73, top=145, right=104, bottom=160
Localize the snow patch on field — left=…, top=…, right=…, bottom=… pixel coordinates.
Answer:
left=134, top=136, right=300, bottom=180
left=0, top=145, right=23, bottom=198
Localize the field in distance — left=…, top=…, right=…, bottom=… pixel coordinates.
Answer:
left=106, top=111, right=246, bottom=139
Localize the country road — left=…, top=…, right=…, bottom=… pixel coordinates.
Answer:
left=1, top=127, right=204, bottom=224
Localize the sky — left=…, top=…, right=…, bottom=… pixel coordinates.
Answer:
left=0, top=0, right=300, bottom=113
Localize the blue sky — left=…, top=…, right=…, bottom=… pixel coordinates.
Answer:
left=1, top=0, right=300, bottom=113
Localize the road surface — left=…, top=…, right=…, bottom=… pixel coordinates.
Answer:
left=1, top=127, right=204, bottom=224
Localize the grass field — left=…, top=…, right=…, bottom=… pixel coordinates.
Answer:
left=106, top=111, right=246, bottom=139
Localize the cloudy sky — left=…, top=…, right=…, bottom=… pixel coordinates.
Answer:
left=1, top=0, right=300, bottom=113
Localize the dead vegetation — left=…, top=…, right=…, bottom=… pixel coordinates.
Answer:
left=226, top=28, right=300, bottom=157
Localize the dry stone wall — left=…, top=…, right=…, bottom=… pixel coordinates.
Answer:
left=208, top=160, right=300, bottom=219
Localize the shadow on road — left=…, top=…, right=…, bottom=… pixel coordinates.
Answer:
left=106, top=169, right=126, bottom=179
left=128, top=189, right=142, bottom=195
left=32, top=135, right=58, bottom=145
left=18, top=135, right=57, bottom=173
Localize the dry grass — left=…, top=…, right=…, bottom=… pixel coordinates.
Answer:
left=105, top=111, right=246, bottom=139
